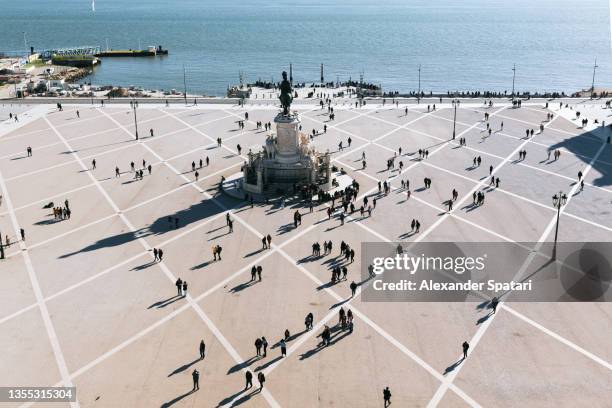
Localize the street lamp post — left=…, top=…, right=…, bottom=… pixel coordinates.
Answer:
left=452, top=97, right=459, bottom=139
left=590, top=58, right=598, bottom=99
left=417, top=64, right=421, bottom=104
left=551, top=191, right=567, bottom=259
left=0, top=231, right=4, bottom=260
left=511, top=64, right=516, bottom=99
left=133, top=102, right=139, bottom=140
left=183, top=65, right=187, bottom=106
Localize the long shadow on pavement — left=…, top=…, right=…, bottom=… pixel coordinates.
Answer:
left=160, top=389, right=195, bottom=407
left=443, top=358, right=465, bottom=376
left=59, top=197, right=225, bottom=258
left=168, top=357, right=201, bottom=377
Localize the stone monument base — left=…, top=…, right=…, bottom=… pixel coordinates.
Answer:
left=223, top=171, right=353, bottom=201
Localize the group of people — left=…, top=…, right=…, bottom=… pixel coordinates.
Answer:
left=261, top=234, right=273, bottom=249
left=473, top=191, right=486, bottom=206
left=250, top=265, right=263, bottom=281
left=546, top=149, right=562, bottom=161
left=191, top=157, right=210, bottom=172
left=311, top=241, right=331, bottom=256
left=330, top=264, right=348, bottom=283
left=256, top=121, right=272, bottom=131
left=338, top=306, right=354, bottom=331
left=242, top=370, right=266, bottom=392
left=152, top=247, right=165, bottom=261
left=174, top=277, right=188, bottom=297
left=15, top=96, right=590, bottom=406
left=211, top=244, right=223, bottom=261
left=52, top=200, right=71, bottom=221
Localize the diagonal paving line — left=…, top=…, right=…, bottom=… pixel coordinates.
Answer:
left=0, top=127, right=118, bottom=160
left=222, top=103, right=523, bottom=406
left=120, top=106, right=484, bottom=406
left=411, top=106, right=522, bottom=242
left=329, top=107, right=612, bottom=402
left=0, top=105, right=134, bottom=151
left=0, top=140, right=243, bottom=218
left=336, top=151, right=612, bottom=282
left=500, top=304, right=612, bottom=370
left=0, top=108, right=276, bottom=326
left=98, top=106, right=283, bottom=407
left=7, top=104, right=604, bottom=408
left=264, top=241, right=483, bottom=408
left=0, top=105, right=58, bottom=141
left=303, top=106, right=439, bottom=163
left=3, top=112, right=236, bottom=183
left=364, top=108, right=612, bottom=199
left=334, top=129, right=612, bottom=374
left=66, top=222, right=319, bottom=407
left=0, top=165, right=79, bottom=408
left=22, top=221, right=323, bottom=408
left=0, top=159, right=243, bottom=260
left=425, top=120, right=609, bottom=407
left=221, top=104, right=438, bottom=188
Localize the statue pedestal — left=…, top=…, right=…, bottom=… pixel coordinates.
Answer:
left=274, top=113, right=300, bottom=164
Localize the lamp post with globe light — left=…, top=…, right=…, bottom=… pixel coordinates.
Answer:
left=552, top=191, right=567, bottom=259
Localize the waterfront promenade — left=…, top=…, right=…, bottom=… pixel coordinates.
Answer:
left=0, top=98, right=610, bottom=407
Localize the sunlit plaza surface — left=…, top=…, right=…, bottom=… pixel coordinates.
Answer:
left=0, top=97, right=611, bottom=407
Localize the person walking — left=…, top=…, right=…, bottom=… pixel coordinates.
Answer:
left=462, top=341, right=470, bottom=359
left=350, top=281, right=357, bottom=297
left=262, top=337, right=268, bottom=357
left=383, top=387, right=392, bottom=407
left=490, top=297, right=499, bottom=314
left=176, top=278, right=183, bottom=296
left=255, top=337, right=263, bottom=356
left=20, top=228, right=25, bottom=241
left=257, top=372, right=265, bottom=391
left=192, top=369, right=200, bottom=391
left=279, top=339, right=287, bottom=357
left=245, top=370, right=253, bottom=389
left=153, top=248, right=158, bottom=261
left=199, top=340, right=206, bottom=359
left=305, top=312, right=314, bottom=330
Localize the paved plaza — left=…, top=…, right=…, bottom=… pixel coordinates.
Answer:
left=0, top=98, right=611, bottom=407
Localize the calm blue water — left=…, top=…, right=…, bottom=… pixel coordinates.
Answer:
left=1, top=0, right=611, bottom=96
